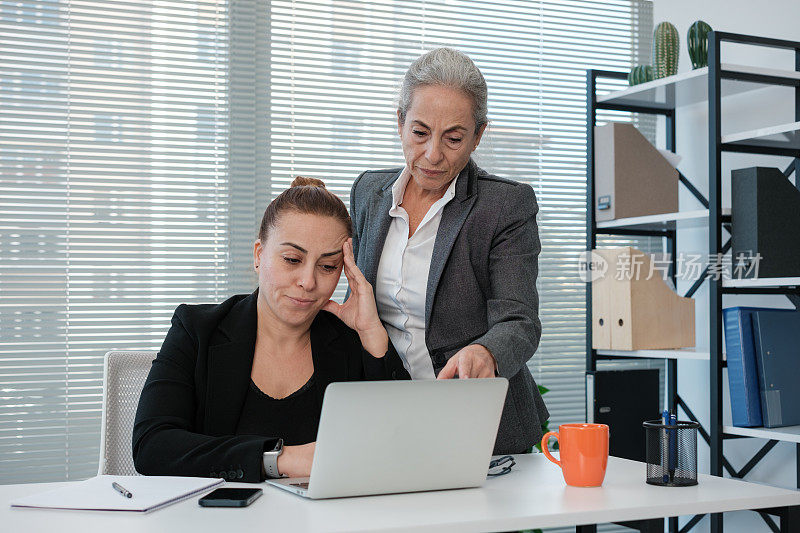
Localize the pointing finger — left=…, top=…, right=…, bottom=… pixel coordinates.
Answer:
left=437, top=358, right=457, bottom=380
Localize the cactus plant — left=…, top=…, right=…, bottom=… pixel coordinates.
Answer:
left=687, top=20, right=713, bottom=69
left=628, top=65, right=655, bottom=86
left=653, top=22, right=679, bottom=78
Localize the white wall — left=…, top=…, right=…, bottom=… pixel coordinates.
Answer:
left=651, top=1, right=800, bottom=532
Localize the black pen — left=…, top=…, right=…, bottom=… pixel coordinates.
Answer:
left=112, top=481, right=133, bottom=498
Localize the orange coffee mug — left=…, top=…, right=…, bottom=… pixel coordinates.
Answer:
left=541, top=423, right=609, bottom=487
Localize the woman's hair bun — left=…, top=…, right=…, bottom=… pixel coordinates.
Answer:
left=291, top=175, right=326, bottom=189
left=259, top=174, right=351, bottom=242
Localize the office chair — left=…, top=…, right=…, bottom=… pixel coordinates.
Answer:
left=98, top=350, right=157, bottom=476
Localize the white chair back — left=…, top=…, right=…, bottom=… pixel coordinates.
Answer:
left=98, top=350, right=157, bottom=476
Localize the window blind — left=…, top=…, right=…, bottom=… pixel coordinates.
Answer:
left=1, top=0, right=655, bottom=489
left=0, top=0, right=235, bottom=484
left=267, top=0, right=655, bottom=429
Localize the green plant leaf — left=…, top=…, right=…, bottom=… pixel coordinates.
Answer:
left=534, top=384, right=553, bottom=452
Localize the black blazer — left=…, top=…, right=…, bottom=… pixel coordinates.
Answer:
left=132, top=291, right=409, bottom=483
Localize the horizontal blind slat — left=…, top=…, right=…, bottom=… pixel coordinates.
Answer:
left=1, top=0, right=651, bottom=484
left=1, top=0, right=232, bottom=484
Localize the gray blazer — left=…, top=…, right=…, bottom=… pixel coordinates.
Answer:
left=350, top=159, right=549, bottom=454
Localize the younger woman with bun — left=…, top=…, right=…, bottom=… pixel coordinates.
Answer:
left=133, top=177, right=410, bottom=482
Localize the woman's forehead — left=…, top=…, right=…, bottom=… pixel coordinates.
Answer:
left=270, top=212, right=348, bottom=247
left=407, top=85, right=475, bottom=127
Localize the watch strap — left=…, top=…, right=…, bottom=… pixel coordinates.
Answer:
left=262, top=438, right=284, bottom=479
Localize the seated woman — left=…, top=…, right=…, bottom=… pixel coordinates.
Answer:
left=132, top=177, right=410, bottom=483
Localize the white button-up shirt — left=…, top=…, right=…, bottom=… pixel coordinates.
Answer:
left=375, top=169, right=458, bottom=379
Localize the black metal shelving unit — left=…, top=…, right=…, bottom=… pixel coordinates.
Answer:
left=586, top=31, right=800, bottom=533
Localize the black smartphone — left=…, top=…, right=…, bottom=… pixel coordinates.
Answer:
left=198, top=488, right=263, bottom=507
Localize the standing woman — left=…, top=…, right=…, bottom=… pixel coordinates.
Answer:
left=350, top=48, right=548, bottom=454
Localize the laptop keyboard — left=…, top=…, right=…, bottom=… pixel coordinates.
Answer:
left=290, top=482, right=309, bottom=489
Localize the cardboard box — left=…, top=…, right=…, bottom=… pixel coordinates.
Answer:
left=592, top=247, right=695, bottom=350
left=594, top=122, right=678, bottom=222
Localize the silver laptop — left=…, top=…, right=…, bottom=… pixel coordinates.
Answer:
left=266, top=378, right=508, bottom=499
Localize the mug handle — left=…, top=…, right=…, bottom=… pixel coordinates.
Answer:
left=541, top=431, right=561, bottom=467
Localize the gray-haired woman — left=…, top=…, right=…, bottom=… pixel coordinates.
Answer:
left=349, top=47, right=549, bottom=454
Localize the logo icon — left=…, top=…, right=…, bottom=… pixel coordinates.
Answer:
left=577, top=251, right=608, bottom=283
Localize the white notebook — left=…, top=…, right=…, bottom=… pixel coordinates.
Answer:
left=10, top=475, right=224, bottom=513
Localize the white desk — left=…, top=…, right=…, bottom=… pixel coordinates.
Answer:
left=3, top=454, right=799, bottom=533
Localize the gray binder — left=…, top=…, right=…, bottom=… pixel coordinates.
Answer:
left=732, top=167, right=800, bottom=278
left=752, top=310, right=800, bottom=428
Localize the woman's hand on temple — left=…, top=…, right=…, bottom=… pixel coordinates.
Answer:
left=437, top=344, right=498, bottom=379
left=322, top=239, right=389, bottom=357
left=277, top=442, right=316, bottom=478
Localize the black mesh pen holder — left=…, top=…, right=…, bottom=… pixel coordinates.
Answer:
left=643, top=419, right=700, bottom=487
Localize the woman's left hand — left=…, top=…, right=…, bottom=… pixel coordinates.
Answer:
left=323, top=239, right=389, bottom=357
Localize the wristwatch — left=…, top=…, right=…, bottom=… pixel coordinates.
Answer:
left=262, top=438, right=284, bottom=479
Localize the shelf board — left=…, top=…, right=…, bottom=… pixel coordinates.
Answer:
left=597, top=64, right=800, bottom=108
left=722, top=121, right=800, bottom=152
left=596, top=348, right=710, bottom=360
left=723, top=277, right=800, bottom=288
left=596, top=208, right=731, bottom=231
left=724, top=425, right=800, bottom=444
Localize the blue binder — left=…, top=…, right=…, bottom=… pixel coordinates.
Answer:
left=752, top=310, right=800, bottom=428
left=723, top=307, right=768, bottom=427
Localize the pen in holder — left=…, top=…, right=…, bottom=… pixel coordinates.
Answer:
left=643, top=418, right=699, bottom=487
